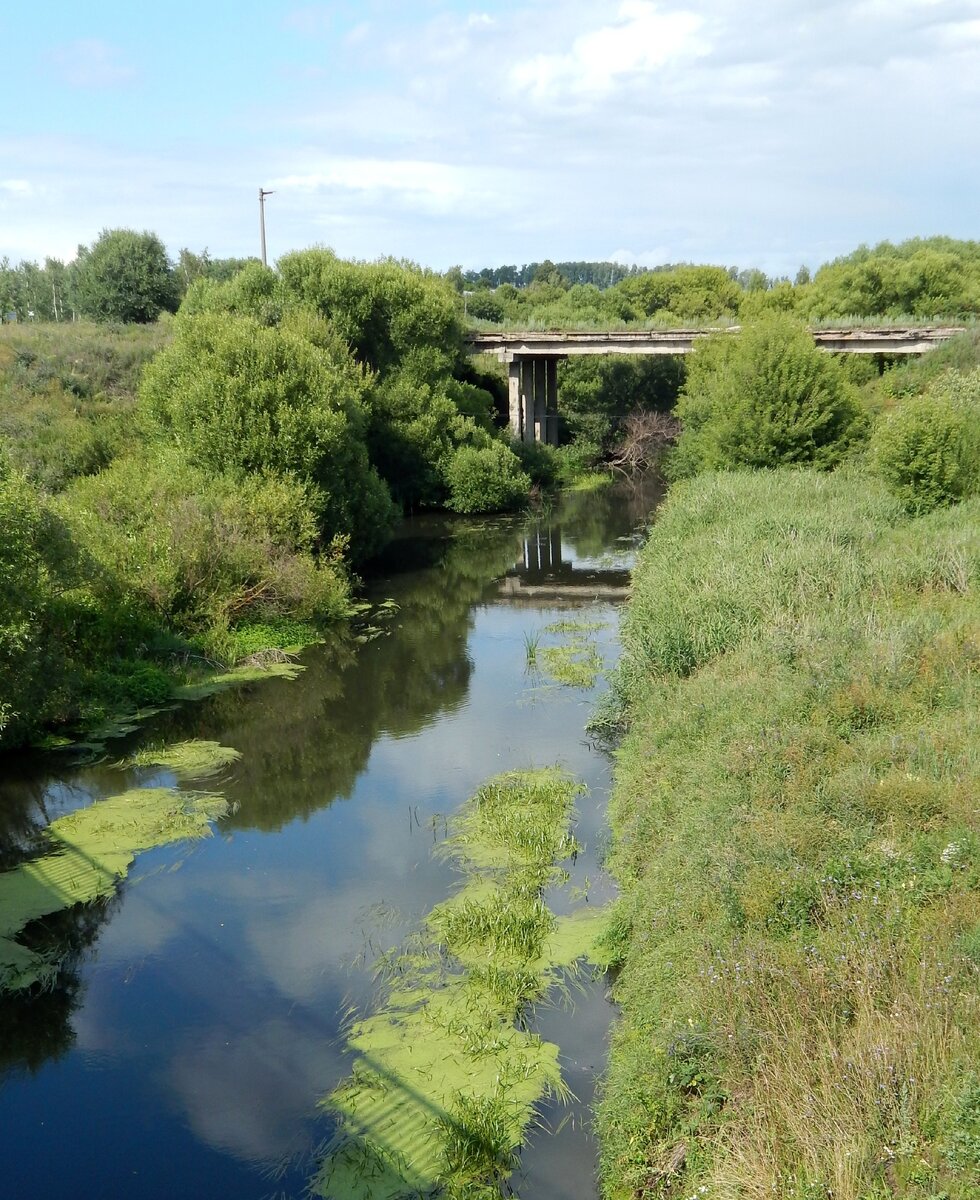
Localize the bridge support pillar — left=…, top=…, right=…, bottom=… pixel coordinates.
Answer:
left=508, top=360, right=522, bottom=439
left=507, top=355, right=561, bottom=445
left=521, top=359, right=536, bottom=444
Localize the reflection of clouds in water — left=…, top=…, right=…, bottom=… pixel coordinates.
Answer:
left=72, top=601, right=613, bottom=1171
left=167, top=1018, right=345, bottom=1166
left=361, top=605, right=616, bottom=812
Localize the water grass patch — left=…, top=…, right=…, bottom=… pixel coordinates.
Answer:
left=313, top=770, right=610, bottom=1199
left=122, top=739, right=242, bottom=780
left=539, top=619, right=607, bottom=690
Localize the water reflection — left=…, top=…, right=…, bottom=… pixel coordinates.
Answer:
left=0, top=476, right=661, bottom=1200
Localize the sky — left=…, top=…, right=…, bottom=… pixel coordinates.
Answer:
left=1, top=0, right=979, bottom=277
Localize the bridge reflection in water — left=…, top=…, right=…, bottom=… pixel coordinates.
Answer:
left=499, top=523, right=632, bottom=606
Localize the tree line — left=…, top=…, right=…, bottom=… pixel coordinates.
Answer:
left=452, top=237, right=980, bottom=326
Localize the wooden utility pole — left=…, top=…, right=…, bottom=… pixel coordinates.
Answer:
left=259, top=188, right=274, bottom=267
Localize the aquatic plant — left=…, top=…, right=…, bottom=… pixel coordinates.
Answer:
left=522, top=629, right=540, bottom=670
left=123, top=738, right=242, bottom=780
left=535, top=619, right=607, bottom=690
left=313, top=770, right=610, bottom=1200
left=0, top=786, right=227, bottom=991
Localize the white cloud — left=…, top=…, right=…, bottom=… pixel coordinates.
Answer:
left=510, top=2, right=706, bottom=102
left=49, top=39, right=137, bottom=89
left=0, top=179, right=34, bottom=197
left=271, top=157, right=519, bottom=218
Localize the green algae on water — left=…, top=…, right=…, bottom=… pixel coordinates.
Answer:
left=122, top=739, right=242, bottom=780
left=314, top=770, right=610, bottom=1200
left=539, top=620, right=607, bottom=690
left=0, top=787, right=227, bottom=992
left=173, top=660, right=304, bottom=701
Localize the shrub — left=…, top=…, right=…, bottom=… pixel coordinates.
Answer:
left=0, top=452, right=85, bottom=743
left=871, top=369, right=980, bottom=513
left=509, top=438, right=561, bottom=488
left=670, top=315, right=866, bottom=478
left=139, top=310, right=396, bottom=559
left=444, top=442, right=531, bottom=514
left=62, top=453, right=351, bottom=638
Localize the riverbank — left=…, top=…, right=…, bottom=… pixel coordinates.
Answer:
left=598, top=469, right=979, bottom=1199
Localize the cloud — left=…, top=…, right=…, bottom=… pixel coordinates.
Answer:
left=49, top=39, right=137, bottom=89
left=0, top=179, right=34, bottom=197
left=510, top=2, right=707, bottom=103
left=271, top=157, right=519, bottom=218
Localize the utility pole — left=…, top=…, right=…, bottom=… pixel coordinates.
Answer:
left=259, top=188, right=274, bottom=267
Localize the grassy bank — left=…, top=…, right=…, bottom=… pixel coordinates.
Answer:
left=598, top=469, right=979, bottom=1199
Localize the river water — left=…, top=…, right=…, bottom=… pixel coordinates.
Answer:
left=0, top=476, right=661, bottom=1200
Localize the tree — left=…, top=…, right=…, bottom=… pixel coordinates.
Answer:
left=74, top=228, right=178, bottom=323
left=669, top=315, right=866, bottom=477
left=139, top=309, right=397, bottom=559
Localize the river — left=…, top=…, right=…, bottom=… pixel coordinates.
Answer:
left=0, top=475, right=661, bottom=1200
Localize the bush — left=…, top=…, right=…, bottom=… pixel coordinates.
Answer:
left=670, top=315, right=866, bottom=478
left=62, top=453, right=352, bottom=638
left=509, top=438, right=561, bottom=488
left=0, top=452, right=85, bottom=743
left=871, top=370, right=980, bottom=513
left=444, top=443, right=531, bottom=514
left=139, top=310, right=396, bottom=559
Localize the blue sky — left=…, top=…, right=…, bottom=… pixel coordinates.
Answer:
left=2, top=0, right=979, bottom=275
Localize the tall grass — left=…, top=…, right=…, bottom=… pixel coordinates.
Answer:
left=598, top=469, right=980, bottom=1200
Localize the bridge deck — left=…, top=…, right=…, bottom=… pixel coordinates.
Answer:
left=469, top=326, right=965, bottom=358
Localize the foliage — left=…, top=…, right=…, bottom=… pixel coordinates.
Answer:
left=804, top=237, right=980, bottom=320
left=181, top=250, right=510, bottom=516
left=0, top=451, right=84, bottom=744
left=0, top=321, right=169, bottom=491
left=277, top=248, right=464, bottom=375
left=444, top=442, right=531, bottom=514
left=73, top=229, right=178, bottom=324
left=559, top=355, right=685, bottom=457
left=670, top=315, right=866, bottom=477
left=600, top=469, right=980, bottom=1199
left=871, top=369, right=980, bottom=513
left=509, top=437, right=562, bottom=487
left=139, top=309, right=396, bottom=558
left=62, top=452, right=352, bottom=642
left=616, top=264, right=742, bottom=323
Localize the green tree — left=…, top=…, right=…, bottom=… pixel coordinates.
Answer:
left=139, top=309, right=396, bottom=559
left=559, top=356, right=685, bottom=460
left=0, top=450, right=80, bottom=743
left=74, top=228, right=178, bottom=324
left=669, top=315, right=866, bottom=477
left=614, top=265, right=742, bottom=323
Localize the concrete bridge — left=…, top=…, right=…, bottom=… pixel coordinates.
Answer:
left=467, top=326, right=965, bottom=444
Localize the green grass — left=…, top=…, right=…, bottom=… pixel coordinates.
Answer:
left=530, top=618, right=608, bottom=690
left=598, top=469, right=980, bottom=1200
